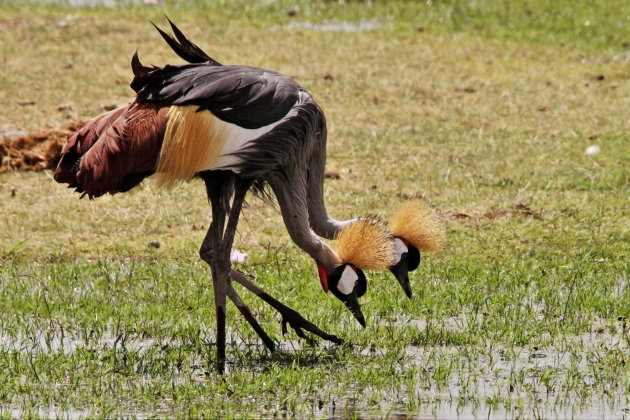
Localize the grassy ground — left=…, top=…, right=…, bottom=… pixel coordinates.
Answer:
left=1, top=1, right=629, bottom=418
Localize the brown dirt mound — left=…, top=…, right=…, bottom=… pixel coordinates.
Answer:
left=0, top=121, right=84, bottom=173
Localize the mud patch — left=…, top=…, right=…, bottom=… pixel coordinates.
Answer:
left=0, top=121, right=82, bottom=173
left=443, top=203, right=543, bottom=223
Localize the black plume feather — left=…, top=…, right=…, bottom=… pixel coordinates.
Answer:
left=152, top=18, right=221, bottom=65
left=131, top=51, right=153, bottom=77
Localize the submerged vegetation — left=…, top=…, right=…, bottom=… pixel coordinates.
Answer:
left=1, top=0, right=628, bottom=418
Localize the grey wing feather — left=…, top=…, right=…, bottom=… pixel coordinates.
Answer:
left=132, top=20, right=300, bottom=129
left=136, top=65, right=302, bottom=129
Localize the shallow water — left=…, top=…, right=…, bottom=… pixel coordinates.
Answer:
left=6, top=399, right=627, bottom=420
left=1, top=324, right=628, bottom=419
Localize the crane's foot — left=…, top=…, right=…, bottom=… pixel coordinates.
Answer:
left=229, top=269, right=343, bottom=347
left=278, top=303, right=343, bottom=346
left=282, top=318, right=317, bottom=345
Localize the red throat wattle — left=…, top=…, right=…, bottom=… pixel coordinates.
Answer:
left=317, top=264, right=329, bottom=293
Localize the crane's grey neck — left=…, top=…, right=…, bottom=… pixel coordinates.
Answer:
left=233, top=96, right=354, bottom=268
left=305, top=103, right=356, bottom=239
left=309, top=208, right=356, bottom=239
left=268, top=171, right=342, bottom=271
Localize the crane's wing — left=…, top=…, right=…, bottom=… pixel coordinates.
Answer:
left=132, top=19, right=301, bottom=129
left=56, top=65, right=306, bottom=197
left=132, top=64, right=302, bottom=129
left=56, top=20, right=309, bottom=197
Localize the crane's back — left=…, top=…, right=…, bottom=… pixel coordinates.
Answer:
left=55, top=63, right=324, bottom=197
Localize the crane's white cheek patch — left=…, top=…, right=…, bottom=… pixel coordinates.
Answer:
left=393, top=237, right=408, bottom=264
left=337, top=265, right=358, bottom=295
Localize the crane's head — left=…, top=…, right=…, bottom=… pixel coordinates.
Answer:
left=388, top=237, right=421, bottom=298
left=388, top=199, right=446, bottom=298
left=317, top=217, right=394, bottom=327
left=319, top=263, right=367, bottom=326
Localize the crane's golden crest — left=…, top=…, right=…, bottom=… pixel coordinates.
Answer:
left=333, top=217, right=395, bottom=271
left=155, top=105, right=227, bottom=187
left=390, top=199, right=446, bottom=253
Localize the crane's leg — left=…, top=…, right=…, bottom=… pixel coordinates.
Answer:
left=226, top=175, right=342, bottom=344
left=201, top=174, right=232, bottom=373
left=201, top=175, right=276, bottom=371
left=200, top=174, right=342, bottom=371
left=218, top=178, right=275, bottom=352
left=226, top=286, right=275, bottom=351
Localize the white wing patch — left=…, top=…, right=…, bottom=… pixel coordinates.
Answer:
left=206, top=92, right=309, bottom=171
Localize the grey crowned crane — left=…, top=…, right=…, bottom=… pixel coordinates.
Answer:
left=54, top=20, right=445, bottom=372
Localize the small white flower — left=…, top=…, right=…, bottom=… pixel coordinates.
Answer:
left=230, top=249, right=248, bottom=263
left=585, top=145, right=600, bottom=155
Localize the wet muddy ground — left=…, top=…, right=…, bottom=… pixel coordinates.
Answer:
left=1, top=318, right=627, bottom=419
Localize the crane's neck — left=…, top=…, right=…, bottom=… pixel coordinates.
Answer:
left=305, top=108, right=356, bottom=239
left=266, top=99, right=353, bottom=281
left=269, top=172, right=342, bottom=277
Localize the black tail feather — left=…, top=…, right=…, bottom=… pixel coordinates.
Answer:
left=165, top=16, right=221, bottom=65
left=131, top=51, right=155, bottom=77
left=152, top=18, right=221, bottom=65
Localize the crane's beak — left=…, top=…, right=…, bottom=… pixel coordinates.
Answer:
left=389, top=241, right=421, bottom=299
left=341, top=289, right=366, bottom=327
left=329, top=265, right=367, bottom=327
left=389, top=258, right=413, bottom=299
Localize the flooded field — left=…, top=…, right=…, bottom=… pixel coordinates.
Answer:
left=1, top=315, right=628, bottom=418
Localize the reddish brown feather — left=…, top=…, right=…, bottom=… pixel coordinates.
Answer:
left=54, top=102, right=169, bottom=197
left=54, top=106, right=127, bottom=186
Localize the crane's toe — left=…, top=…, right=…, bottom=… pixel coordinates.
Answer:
left=279, top=309, right=343, bottom=346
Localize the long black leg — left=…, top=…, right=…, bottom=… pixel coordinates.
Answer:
left=229, top=269, right=343, bottom=345
left=216, top=179, right=279, bottom=354
left=201, top=210, right=227, bottom=372
left=213, top=180, right=250, bottom=372
left=200, top=174, right=342, bottom=371
left=202, top=175, right=232, bottom=373
left=201, top=174, right=259, bottom=372
left=226, top=286, right=275, bottom=352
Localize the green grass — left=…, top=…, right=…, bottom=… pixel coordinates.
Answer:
left=6, top=0, right=630, bottom=52
left=1, top=1, right=629, bottom=418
